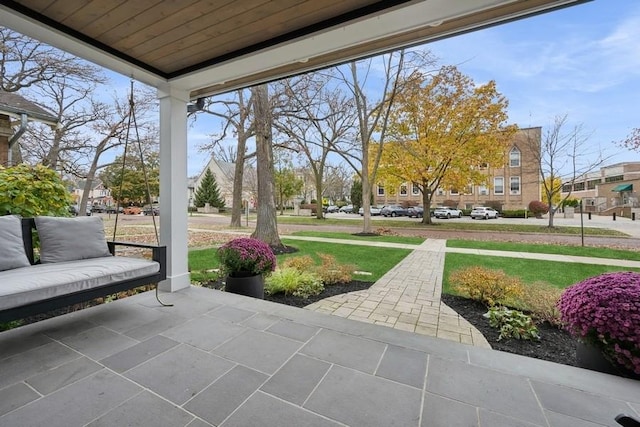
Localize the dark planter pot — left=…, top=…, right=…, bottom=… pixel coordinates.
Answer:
left=576, top=342, right=639, bottom=380
left=225, top=273, right=264, bottom=299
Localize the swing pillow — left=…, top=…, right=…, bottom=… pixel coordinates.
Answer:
left=35, top=216, right=112, bottom=263
left=0, top=215, right=31, bottom=271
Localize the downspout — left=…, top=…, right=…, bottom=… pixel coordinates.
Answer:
left=7, top=113, right=28, bottom=166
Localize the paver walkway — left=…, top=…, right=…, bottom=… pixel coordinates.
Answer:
left=301, top=236, right=640, bottom=349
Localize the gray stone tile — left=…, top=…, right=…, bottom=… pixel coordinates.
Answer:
left=60, top=326, right=139, bottom=360
left=377, top=345, right=427, bottom=388
left=305, top=364, right=422, bottom=427
left=221, top=391, right=341, bottom=427
left=125, top=344, right=234, bottom=405
left=208, top=305, right=257, bottom=322
left=123, top=312, right=189, bottom=341
left=187, top=419, right=215, bottom=427
left=240, top=313, right=280, bottom=330
left=87, top=390, right=194, bottom=427
left=532, top=380, right=633, bottom=426
left=479, top=409, right=544, bottom=426
left=301, top=329, right=386, bottom=373
left=152, top=294, right=221, bottom=318
left=0, top=370, right=141, bottom=427
left=82, top=303, right=169, bottom=333
left=421, top=392, right=478, bottom=427
left=0, top=341, right=80, bottom=389
left=212, top=329, right=301, bottom=375
left=0, top=382, right=40, bottom=416
left=39, top=319, right=99, bottom=340
left=426, top=356, right=546, bottom=425
left=185, top=365, right=268, bottom=425
left=162, top=316, right=247, bottom=351
left=469, top=347, right=640, bottom=404
left=261, top=354, right=330, bottom=405
left=26, top=357, right=103, bottom=395
left=544, top=410, right=606, bottom=427
left=267, top=319, right=319, bottom=342
left=0, top=328, right=52, bottom=360
left=100, top=335, right=179, bottom=373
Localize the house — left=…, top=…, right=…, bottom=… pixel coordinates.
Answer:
left=562, top=162, right=640, bottom=215
left=374, top=127, right=542, bottom=211
left=192, top=158, right=256, bottom=208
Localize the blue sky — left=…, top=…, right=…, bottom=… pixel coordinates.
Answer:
left=181, top=0, right=640, bottom=177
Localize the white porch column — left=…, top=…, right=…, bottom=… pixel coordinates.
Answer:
left=158, top=87, right=190, bottom=291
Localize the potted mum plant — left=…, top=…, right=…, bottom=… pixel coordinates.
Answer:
left=216, top=237, right=276, bottom=299
left=557, top=271, right=640, bottom=379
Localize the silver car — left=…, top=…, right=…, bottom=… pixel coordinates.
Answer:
left=433, top=207, right=462, bottom=219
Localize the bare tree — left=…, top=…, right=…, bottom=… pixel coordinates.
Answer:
left=333, top=50, right=437, bottom=233
left=0, top=28, right=91, bottom=92
left=274, top=72, right=356, bottom=219
left=194, top=89, right=255, bottom=227
left=250, top=84, right=284, bottom=249
left=529, top=114, right=608, bottom=227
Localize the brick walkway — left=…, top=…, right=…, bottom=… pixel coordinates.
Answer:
left=304, top=239, right=491, bottom=348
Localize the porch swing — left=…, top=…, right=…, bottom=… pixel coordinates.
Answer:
left=0, top=83, right=170, bottom=324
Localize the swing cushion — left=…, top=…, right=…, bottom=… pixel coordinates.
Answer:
left=0, top=256, right=160, bottom=311
left=0, top=215, right=31, bottom=271
left=35, top=216, right=112, bottom=263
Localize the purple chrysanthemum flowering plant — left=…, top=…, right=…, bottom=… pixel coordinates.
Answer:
left=217, top=237, right=276, bottom=278
left=557, top=271, right=640, bottom=374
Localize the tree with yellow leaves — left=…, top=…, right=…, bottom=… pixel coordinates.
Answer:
left=378, top=65, right=517, bottom=224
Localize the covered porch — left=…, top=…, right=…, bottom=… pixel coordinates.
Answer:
left=1, top=286, right=637, bottom=426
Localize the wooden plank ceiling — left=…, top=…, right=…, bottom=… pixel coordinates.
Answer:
left=1, top=0, right=588, bottom=97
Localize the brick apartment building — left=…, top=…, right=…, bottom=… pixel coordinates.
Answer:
left=373, top=127, right=542, bottom=211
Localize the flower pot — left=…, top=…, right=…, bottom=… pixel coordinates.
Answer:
left=576, top=342, right=639, bottom=379
left=225, top=273, right=264, bottom=299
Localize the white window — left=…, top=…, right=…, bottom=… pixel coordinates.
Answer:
left=399, top=183, right=407, bottom=196
left=412, top=183, right=420, bottom=195
left=377, top=185, right=385, bottom=196
left=478, top=185, right=489, bottom=196
left=436, top=188, right=445, bottom=196
left=510, top=176, right=521, bottom=195
left=464, top=185, right=473, bottom=195
left=450, top=188, right=459, bottom=195
left=494, top=177, right=504, bottom=195
left=509, top=147, right=521, bottom=167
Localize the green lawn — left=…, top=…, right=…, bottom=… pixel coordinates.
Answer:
left=275, top=216, right=627, bottom=236
left=188, top=239, right=412, bottom=284
left=442, top=253, right=640, bottom=294
left=289, top=231, right=425, bottom=245
left=447, top=239, right=640, bottom=261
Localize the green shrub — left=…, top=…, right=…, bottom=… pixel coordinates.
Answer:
left=528, top=200, right=549, bottom=217
left=265, top=267, right=323, bottom=298
left=501, top=209, right=527, bottom=218
left=515, top=281, right=563, bottom=326
left=483, top=306, right=540, bottom=341
left=449, top=266, right=524, bottom=307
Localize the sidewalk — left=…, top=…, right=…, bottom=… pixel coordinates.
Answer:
left=301, top=236, right=640, bottom=348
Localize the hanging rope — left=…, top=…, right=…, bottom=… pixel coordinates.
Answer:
left=112, top=81, right=170, bottom=307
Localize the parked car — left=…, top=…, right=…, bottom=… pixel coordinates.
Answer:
left=470, top=206, right=499, bottom=219
left=338, top=204, right=354, bottom=213
left=358, top=206, right=382, bottom=216
left=407, top=206, right=424, bottom=218
left=380, top=205, right=408, bottom=217
left=143, top=206, right=159, bottom=216
left=433, top=207, right=462, bottom=219
left=90, top=204, right=107, bottom=213
left=106, top=206, right=124, bottom=214
left=324, top=205, right=340, bottom=213
left=123, top=206, right=142, bottom=215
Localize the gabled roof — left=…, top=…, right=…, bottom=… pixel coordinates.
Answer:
left=0, top=91, right=58, bottom=126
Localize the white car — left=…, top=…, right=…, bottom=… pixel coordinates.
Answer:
left=433, top=207, right=462, bottom=219
left=470, top=206, right=499, bottom=219
left=358, top=206, right=382, bottom=216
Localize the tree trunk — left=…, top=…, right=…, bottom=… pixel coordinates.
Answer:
left=421, top=186, right=433, bottom=225
left=361, top=149, right=372, bottom=233
left=314, top=171, right=324, bottom=220
left=230, top=131, right=247, bottom=228
left=250, top=84, right=284, bottom=249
